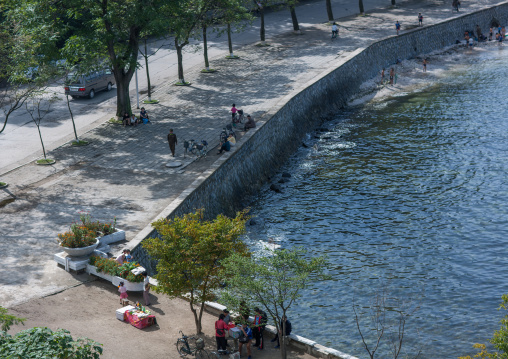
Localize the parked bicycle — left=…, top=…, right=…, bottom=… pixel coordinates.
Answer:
left=176, top=330, right=210, bottom=359
left=187, top=139, right=208, bottom=160
left=232, top=109, right=244, bottom=126
left=220, top=124, right=236, bottom=143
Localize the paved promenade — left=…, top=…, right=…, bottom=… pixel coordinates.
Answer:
left=0, top=0, right=504, bottom=308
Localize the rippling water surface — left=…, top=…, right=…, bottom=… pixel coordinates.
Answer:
left=245, top=47, right=508, bottom=358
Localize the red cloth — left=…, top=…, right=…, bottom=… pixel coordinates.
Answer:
left=124, top=311, right=155, bottom=329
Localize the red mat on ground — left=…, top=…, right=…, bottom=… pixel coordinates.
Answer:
left=124, top=311, right=156, bottom=329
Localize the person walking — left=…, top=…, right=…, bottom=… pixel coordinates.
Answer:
left=331, top=22, right=338, bottom=39
left=389, top=68, right=395, bottom=85
left=418, top=13, right=423, bottom=26
left=167, top=129, right=177, bottom=157
left=395, top=21, right=401, bottom=35
left=423, top=58, right=427, bottom=72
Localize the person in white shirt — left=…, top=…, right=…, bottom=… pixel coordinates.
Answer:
left=331, top=22, right=338, bottom=38
left=142, top=271, right=151, bottom=306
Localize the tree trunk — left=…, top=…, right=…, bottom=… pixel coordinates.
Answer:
left=289, top=6, right=300, bottom=33
left=203, top=24, right=210, bottom=70
left=281, top=320, right=287, bottom=359
left=65, top=94, right=78, bottom=141
left=175, top=39, right=185, bottom=83
left=115, top=77, right=131, bottom=117
left=359, top=0, right=364, bottom=14
left=326, top=0, right=334, bottom=22
left=391, top=0, right=396, bottom=5
left=260, top=7, right=266, bottom=43
left=144, top=39, right=152, bottom=101
left=35, top=122, right=47, bottom=159
left=227, top=23, right=234, bottom=56
left=189, top=293, right=202, bottom=334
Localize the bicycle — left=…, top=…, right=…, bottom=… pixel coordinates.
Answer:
left=220, top=124, right=236, bottom=143
left=176, top=330, right=210, bottom=358
left=188, top=139, right=208, bottom=160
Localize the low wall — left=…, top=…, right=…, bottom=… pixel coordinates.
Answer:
left=124, top=4, right=508, bottom=358
left=131, top=2, right=508, bottom=274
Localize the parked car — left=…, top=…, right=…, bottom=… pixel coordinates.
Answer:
left=64, top=69, right=115, bottom=99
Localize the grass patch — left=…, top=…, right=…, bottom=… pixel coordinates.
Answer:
left=71, top=140, right=89, bottom=147
left=36, top=159, right=56, bottom=165
left=0, top=182, right=7, bottom=188
left=109, top=118, right=123, bottom=125
left=143, top=99, right=159, bottom=104
left=201, top=68, right=217, bottom=73
left=225, top=55, right=240, bottom=59
left=255, top=42, right=271, bottom=47
left=174, top=81, right=192, bottom=86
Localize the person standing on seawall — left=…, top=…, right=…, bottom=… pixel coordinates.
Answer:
left=395, top=21, right=401, bottom=35
left=418, top=13, right=423, bottom=26
left=423, top=59, right=427, bottom=72
left=167, top=129, right=177, bottom=157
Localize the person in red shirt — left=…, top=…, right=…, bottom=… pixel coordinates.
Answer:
left=215, top=313, right=228, bottom=352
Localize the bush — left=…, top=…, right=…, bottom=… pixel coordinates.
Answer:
left=0, top=327, right=102, bottom=358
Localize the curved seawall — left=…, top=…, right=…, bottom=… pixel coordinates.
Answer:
left=130, top=3, right=508, bottom=271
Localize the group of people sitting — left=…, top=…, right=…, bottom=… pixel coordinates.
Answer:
left=215, top=306, right=292, bottom=359
left=122, top=107, right=151, bottom=127
left=217, top=104, right=257, bottom=154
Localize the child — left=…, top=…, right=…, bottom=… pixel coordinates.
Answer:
left=118, top=281, right=128, bottom=304
left=395, top=21, right=401, bottom=35
left=418, top=13, right=423, bottom=26
left=231, top=104, right=237, bottom=121
left=331, top=22, right=338, bottom=38
left=423, top=59, right=427, bottom=72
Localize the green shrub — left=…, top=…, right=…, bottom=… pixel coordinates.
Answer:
left=0, top=327, right=102, bottom=358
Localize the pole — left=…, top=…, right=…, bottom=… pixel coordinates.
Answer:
left=135, top=68, right=140, bottom=109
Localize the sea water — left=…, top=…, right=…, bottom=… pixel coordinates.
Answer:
left=246, top=45, right=508, bottom=358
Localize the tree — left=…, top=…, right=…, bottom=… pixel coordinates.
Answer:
left=169, top=0, right=216, bottom=85
left=142, top=209, right=250, bottom=334
left=353, top=283, right=421, bottom=359
left=12, top=0, right=172, bottom=117
left=288, top=1, right=300, bottom=34
left=253, top=0, right=268, bottom=45
left=25, top=90, right=58, bottom=164
left=220, top=247, right=329, bottom=359
left=391, top=0, right=396, bottom=6
left=138, top=37, right=167, bottom=102
left=217, top=0, right=253, bottom=59
left=359, top=0, right=365, bottom=15
left=326, top=0, right=334, bottom=23
left=0, top=306, right=25, bottom=332
left=0, top=327, right=102, bottom=358
left=459, top=294, right=508, bottom=359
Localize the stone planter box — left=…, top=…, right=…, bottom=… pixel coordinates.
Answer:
left=61, top=239, right=99, bottom=257
left=98, top=229, right=125, bottom=245
left=86, top=264, right=144, bottom=291
left=112, top=275, right=144, bottom=291
left=86, top=264, right=113, bottom=282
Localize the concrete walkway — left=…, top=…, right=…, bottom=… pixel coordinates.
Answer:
left=0, top=0, right=504, bottom=308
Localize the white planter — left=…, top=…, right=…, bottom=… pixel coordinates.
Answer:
left=86, top=264, right=113, bottom=282
left=112, top=276, right=144, bottom=291
left=98, top=229, right=125, bottom=245
left=86, top=264, right=144, bottom=291
left=60, top=239, right=99, bottom=257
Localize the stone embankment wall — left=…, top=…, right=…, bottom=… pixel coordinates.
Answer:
left=129, top=4, right=508, bottom=357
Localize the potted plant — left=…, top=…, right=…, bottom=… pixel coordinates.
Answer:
left=86, top=256, right=145, bottom=291
left=57, top=225, right=99, bottom=257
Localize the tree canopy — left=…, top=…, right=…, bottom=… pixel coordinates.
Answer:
left=143, top=209, right=250, bottom=334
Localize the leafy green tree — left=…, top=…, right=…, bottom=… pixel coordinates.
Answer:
left=460, top=294, right=508, bottom=359
left=0, top=327, right=102, bottom=358
left=143, top=209, right=250, bottom=334
left=11, top=0, right=173, bottom=117
left=220, top=246, right=329, bottom=359
left=0, top=306, right=25, bottom=332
